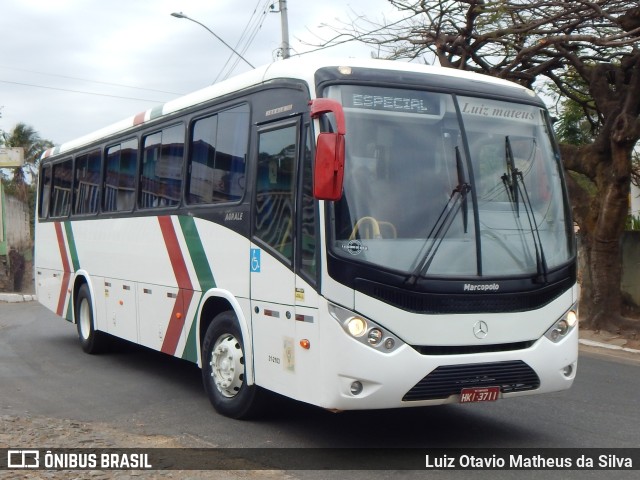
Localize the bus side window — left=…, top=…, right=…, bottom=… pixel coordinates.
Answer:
left=104, top=139, right=138, bottom=212
left=255, top=124, right=297, bottom=261
left=299, top=126, right=316, bottom=280
left=39, top=165, right=52, bottom=219
left=140, top=125, right=184, bottom=209
left=74, top=150, right=101, bottom=215
left=50, top=159, right=72, bottom=217
left=188, top=104, right=249, bottom=204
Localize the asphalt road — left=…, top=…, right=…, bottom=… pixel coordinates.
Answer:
left=1, top=301, right=638, bottom=479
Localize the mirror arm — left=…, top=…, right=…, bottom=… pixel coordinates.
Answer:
left=309, top=99, right=346, bottom=135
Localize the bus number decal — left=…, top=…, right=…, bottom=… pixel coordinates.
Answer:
left=268, top=355, right=280, bottom=364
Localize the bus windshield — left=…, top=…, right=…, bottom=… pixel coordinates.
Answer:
left=326, top=85, right=574, bottom=279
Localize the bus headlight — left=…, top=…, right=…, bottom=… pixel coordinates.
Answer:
left=329, top=303, right=403, bottom=353
left=346, top=317, right=367, bottom=337
left=544, top=305, right=578, bottom=343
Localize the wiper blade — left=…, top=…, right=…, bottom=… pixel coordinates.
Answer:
left=405, top=147, right=470, bottom=286
left=502, top=136, right=519, bottom=216
left=456, top=146, right=469, bottom=234
left=503, top=136, right=548, bottom=283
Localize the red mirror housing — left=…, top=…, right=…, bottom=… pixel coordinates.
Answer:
left=309, top=99, right=346, bottom=201
left=314, top=132, right=345, bottom=201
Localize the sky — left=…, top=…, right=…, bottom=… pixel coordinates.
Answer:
left=0, top=0, right=406, bottom=146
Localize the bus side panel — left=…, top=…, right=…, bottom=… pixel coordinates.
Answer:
left=35, top=221, right=72, bottom=320
left=69, top=218, right=180, bottom=347
left=138, top=283, right=180, bottom=351
left=103, top=277, right=138, bottom=343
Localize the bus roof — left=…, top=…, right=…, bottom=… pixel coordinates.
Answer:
left=41, top=57, right=535, bottom=160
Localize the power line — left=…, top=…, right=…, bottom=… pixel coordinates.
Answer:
left=215, top=0, right=271, bottom=82
left=0, top=79, right=168, bottom=103
left=0, top=65, right=184, bottom=96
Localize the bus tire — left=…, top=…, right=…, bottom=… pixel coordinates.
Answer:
left=75, top=284, right=108, bottom=354
left=201, top=311, right=263, bottom=419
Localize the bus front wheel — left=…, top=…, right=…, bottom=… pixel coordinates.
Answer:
left=201, top=311, right=264, bottom=419
left=75, top=284, right=108, bottom=354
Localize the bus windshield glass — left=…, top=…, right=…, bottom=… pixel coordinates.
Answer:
left=326, top=85, right=574, bottom=279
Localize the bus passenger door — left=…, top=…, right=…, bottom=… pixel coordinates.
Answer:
left=291, top=123, right=322, bottom=402
left=251, top=119, right=299, bottom=397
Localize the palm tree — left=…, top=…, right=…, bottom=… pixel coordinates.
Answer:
left=1, top=123, right=54, bottom=201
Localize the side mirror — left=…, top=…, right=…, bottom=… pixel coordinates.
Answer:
left=314, top=132, right=345, bottom=201
left=309, top=99, right=346, bottom=201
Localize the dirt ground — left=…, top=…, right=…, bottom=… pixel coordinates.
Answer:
left=0, top=415, right=291, bottom=480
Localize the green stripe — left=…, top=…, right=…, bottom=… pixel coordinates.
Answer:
left=178, top=216, right=216, bottom=364
left=64, top=221, right=80, bottom=271
left=65, top=296, right=74, bottom=322
left=178, top=216, right=216, bottom=291
left=150, top=104, right=164, bottom=120
left=182, top=313, right=199, bottom=363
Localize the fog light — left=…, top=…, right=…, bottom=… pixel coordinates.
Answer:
left=346, top=317, right=367, bottom=337
left=563, top=364, right=573, bottom=377
left=368, top=328, right=383, bottom=345
left=350, top=381, right=363, bottom=395
left=384, top=338, right=395, bottom=350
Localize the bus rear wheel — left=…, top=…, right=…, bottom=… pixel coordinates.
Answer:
left=75, top=284, right=108, bottom=354
left=201, top=311, right=264, bottom=419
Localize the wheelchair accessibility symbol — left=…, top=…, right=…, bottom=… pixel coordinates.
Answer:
left=250, top=248, right=261, bottom=273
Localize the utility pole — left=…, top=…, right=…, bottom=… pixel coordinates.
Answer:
left=279, top=0, right=291, bottom=59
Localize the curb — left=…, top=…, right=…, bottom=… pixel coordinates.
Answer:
left=0, top=293, right=37, bottom=303
left=579, top=338, right=640, bottom=355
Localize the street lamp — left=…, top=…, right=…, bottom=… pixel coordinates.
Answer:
left=170, top=12, right=255, bottom=69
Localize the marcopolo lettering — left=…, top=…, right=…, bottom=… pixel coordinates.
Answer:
left=463, top=283, right=500, bottom=292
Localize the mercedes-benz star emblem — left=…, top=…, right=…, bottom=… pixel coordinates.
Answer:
left=473, top=320, right=489, bottom=339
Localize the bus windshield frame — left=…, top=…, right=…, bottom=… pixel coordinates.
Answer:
left=325, top=84, right=575, bottom=281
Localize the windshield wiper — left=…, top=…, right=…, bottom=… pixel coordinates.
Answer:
left=503, top=136, right=548, bottom=283
left=456, top=145, right=469, bottom=234
left=405, top=146, right=470, bottom=286
left=502, top=137, right=519, bottom=216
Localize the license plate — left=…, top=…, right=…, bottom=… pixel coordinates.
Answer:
left=459, top=386, right=500, bottom=403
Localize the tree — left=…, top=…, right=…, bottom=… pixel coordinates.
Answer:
left=1, top=123, right=53, bottom=202
left=1, top=123, right=54, bottom=246
left=319, top=1, right=640, bottom=332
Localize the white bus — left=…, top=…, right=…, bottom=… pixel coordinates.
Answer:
left=35, top=58, right=578, bottom=419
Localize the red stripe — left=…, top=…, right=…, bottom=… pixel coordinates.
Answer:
left=163, top=289, right=195, bottom=355
left=158, top=216, right=194, bottom=355
left=54, top=222, right=72, bottom=317
left=133, top=111, right=146, bottom=126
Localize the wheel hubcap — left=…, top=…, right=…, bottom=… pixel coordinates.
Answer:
left=210, top=334, right=244, bottom=398
left=79, top=299, right=91, bottom=340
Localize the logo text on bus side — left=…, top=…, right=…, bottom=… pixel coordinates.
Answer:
left=225, top=212, right=243, bottom=221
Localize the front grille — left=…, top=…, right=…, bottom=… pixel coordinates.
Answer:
left=402, top=360, right=540, bottom=401
left=412, top=340, right=535, bottom=356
